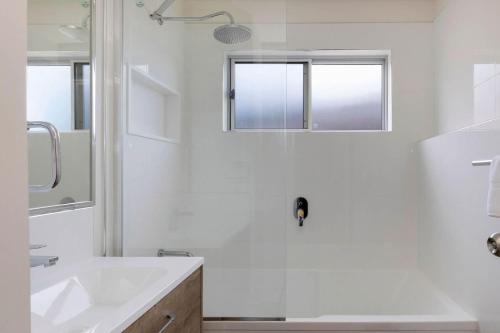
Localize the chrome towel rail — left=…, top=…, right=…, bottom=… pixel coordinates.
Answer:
left=27, top=121, right=62, bottom=192
left=472, top=160, right=492, bottom=166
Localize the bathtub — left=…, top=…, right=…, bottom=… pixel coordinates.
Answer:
left=203, top=269, right=477, bottom=333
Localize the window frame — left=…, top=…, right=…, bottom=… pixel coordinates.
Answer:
left=226, top=52, right=391, bottom=132
left=73, top=62, right=92, bottom=130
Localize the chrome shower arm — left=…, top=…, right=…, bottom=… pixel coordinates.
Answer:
left=164, top=11, right=235, bottom=24
left=151, top=10, right=235, bottom=25
left=150, top=0, right=176, bottom=20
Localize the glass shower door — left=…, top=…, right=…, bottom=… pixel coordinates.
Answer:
left=120, top=0, right=290, bottom=319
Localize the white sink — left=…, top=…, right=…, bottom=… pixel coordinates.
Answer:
left=31, top=257, right=203, bottom=333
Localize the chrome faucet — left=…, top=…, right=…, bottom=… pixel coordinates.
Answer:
left=30, top=244, right=59, bottom=268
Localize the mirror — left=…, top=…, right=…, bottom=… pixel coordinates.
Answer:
left=27, top=0, right=93, bottom=215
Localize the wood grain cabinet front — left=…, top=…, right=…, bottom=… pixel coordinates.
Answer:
left=123, top=267, right=202, bottom=333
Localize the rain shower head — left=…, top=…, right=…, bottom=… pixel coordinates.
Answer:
left=149, top=1, right=252, bottom=44
left=213, top=24, right=252, bottom=44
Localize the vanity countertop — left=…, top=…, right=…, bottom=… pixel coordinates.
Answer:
left=30, top=256, right=203, bottom=333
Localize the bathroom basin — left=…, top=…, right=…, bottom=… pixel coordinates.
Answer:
left=31, top=257, right=203, bottom=333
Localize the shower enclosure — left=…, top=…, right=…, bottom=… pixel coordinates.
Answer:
left=112, top=0, right=499, bottom=331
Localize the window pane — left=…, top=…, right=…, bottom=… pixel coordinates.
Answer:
left=311, top=64, right=383, bottom=131
left=27, top=65, right=72, bottom=131
left=234, top=63, right=304, bottom=129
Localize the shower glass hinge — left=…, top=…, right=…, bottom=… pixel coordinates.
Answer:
left=229, top=89, right=235, bottom=99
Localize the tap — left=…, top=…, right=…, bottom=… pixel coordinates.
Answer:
left=30, top=244, right=59, bottom=268
left=30, top=256, right=59, bottom=268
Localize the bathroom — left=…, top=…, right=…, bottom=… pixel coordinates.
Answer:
left=2, top=0, right=500, bottom=332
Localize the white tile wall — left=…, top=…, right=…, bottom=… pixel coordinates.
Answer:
left=417, top=3, right=500, bottom=333
left=434, top=0, right=500, bottom=133
left=417, top=129, right=500, bottom=333
left=474, top=77, right=496, bottom=124
left=121, top=0, right=190, bottom=257
left=473, top=64, right=496, bottom=87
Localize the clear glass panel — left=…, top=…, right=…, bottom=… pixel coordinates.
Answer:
left=311, top=64, right=383, bottom=131
left=121, top=0, right=288, bottom=319
left=234, top=63, right=304, bottom=129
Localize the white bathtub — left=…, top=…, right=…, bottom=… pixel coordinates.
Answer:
left=203, top=269, right=477, bottom=333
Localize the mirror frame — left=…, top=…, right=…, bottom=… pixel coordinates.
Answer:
left=29, top=0, right=96, bottom=216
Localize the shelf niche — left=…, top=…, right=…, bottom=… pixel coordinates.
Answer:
left=127, top=65, right=181, bottom=143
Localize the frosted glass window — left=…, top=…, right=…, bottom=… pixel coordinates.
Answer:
left=27, top=65, right=72, bottom=131
left=228, top=57, right=388, bottom=132
left=311, top=64, right=384, bottom=131
left=233, top=63, right=305, bottom=129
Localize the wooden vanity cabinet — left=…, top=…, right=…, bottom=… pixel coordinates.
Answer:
left=124, top=267, right=202, bottom=333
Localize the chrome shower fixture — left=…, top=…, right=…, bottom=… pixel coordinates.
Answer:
left=149, top=0, right=252, bottom=44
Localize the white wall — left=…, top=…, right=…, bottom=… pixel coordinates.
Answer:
left=180, top=22, right=434, bottom=317
left=433, top=0, right=500, bottom=133
left=122, top=0, right=189, bottom=256
left=417, top=128, right=500, bottom=333
left=0, top=0, right=30, bottom=331
left=29, top=208, right=94, bottom=267
left=417, top=2, right=500, bottom=333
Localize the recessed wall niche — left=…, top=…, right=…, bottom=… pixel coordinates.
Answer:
left=127, top=65, right=181, bottom=143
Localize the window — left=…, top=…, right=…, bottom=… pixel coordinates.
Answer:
left=232, top=62, right=307, bottom=130
left=228, top=54, right=390, bottom=132
left=27, top=65, right=72, bottom=131
left=27, top=61, right=91, bottom=131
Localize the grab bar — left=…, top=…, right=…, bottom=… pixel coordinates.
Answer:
left=472, top=160, right=492, bottom=166
left=157, top=249, right=194, bottom=257
left=27, top=121, right=61, bottom=192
